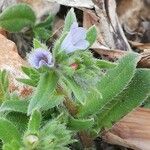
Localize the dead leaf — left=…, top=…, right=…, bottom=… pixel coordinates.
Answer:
left=50, top=0, right=94, bottom=8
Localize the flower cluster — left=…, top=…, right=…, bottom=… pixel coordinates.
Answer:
left=28, top=22, right=89, bottom=69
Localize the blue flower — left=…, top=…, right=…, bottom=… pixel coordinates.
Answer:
left=28, top=48, right=54, bottom=69
left=61, top=22, right=89, bottom=53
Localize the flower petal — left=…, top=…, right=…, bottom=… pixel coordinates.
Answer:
left=70, top=27, right=87, bottom=45
left=70, top=22, right=78, bottom=30
left=61, top=34, right=77, bottom=53
left=75, top=40, right=89, bottom=50
left=28, top=48, right=53, bottom=69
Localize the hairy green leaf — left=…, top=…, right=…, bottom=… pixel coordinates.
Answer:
left=0, top=118, right=21, bottom=144
left=86, top=25, right=97, bottom=47
left=78, top=53, right=141, bottom=117
left=68, top=117, right=94, bottom=130
left=63, top=76, right=86, bottom=104
left=17, top=66, right=39, bottom=87
left=0, top=4, right=36, bottom=32
left=0, top=100, right=28, bottom=114
left=0, top=70, right=9, bottom=102
left=33, top=38, right=47, bottom=49
left=96, top=59, right=117, bottom=68
left=28, top=71, right=58, bottom=115
left=3, top=140, right=20, bottom=150
left=63, top=8, right=77, bottom=33
left=6, top=112, right=28, bottom=134
left=97, top=69, right=150, bottom=131
left=42, top=95, right=64, bottom=111
left=27, top=110, right=41, bottom=135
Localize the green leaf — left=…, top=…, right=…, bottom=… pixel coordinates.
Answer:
left=21, top=67, right=39, bottom=79
left=0, top=118, right=21, bottom=144
left=78, top=53, right=141, bottom=117
left=97, top=69, right=150, bottom=131
left=3, top=140, right=20, bottom=150
left=63, top=8, right=77, bottom=33
left=63, top=76, right=86, bottom=104
left=68, top=117, right=94, bottom=130
left=35, top=15, right=53, bottom=29
left=0, top=70, right=9, bottom=102
left=39, top=120, right=73, bottom=150
left=42, top=95, right=64, bottom=111
left=0, top=4, right=36, bottom=32
left=27, top=110, right=41, bottom=135
left=6, top=112, right=29, bottom=134
left=33, top=27, right=52, bottom=41
left=53, top=32, right=68, bottom=58
left=33, top=38, right=48, bottom=49
left=0, top=100, right=28, bottom=114
left=17, top=78, right=38, bottom=87
left=96, top=59, right=117, bottom=69
left=33, top=15, right=53, bottom=41
left=28, top=71, right=58, bottom=115
left=86, top=25, right=97, bottom=47
left=17, top=66, right=40, bottom=87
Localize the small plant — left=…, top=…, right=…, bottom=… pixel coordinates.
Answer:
left=0, top=3, right=54, bottom=57
left=0, top=3, right=53, bottom=45
left=0, top=5, right=149, bottom=150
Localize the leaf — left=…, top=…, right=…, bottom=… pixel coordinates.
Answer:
left=39, top=120, right=73, bottom=150
left=27, top=110, right=41, bottom=135
left=96, top=59, right=117, bottom=68
left=51, top=0, right=94, bottom=8
left=3, top=140, right=20, bottom=150
left=33, top=15, right=53, bottom=41
left=33, top=38, right=48, bottom=49
left=68, top=117, right=94, bottom=130
left=63, top=76, right=86, bottom=104
left=0, top=4, right=36, bottom=32
left=97, top=69, right=150, bottom=131
left=6, top=112, right=29, bottom=133
left=63, top=8, right=77, bottom=33
left=21, top=67, right=39, bottom=79
left=0, top=70, right=9, bottom=102
left=17, top=67, right=40, bottom=87
left=53, top=32, right=68, bottom=58
left=33, top=27, right=51, bottom=41
left=35, top=15, right=53, bottom=28
left=86, top=25, right=97, bottom=47
left=78, top=53, right=141, bottom=117
left=27, top=71, right=58, bottom=115
left=0, top=100, right=28, bottom=114
left=0, top=118, right=21, bottom=144
left=16, top=78, right=38, bottom=87
left=42, top=95, right=64, bottom=111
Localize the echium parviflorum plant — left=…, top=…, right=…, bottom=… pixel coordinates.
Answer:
left=0, top=6, right=149, bottom=150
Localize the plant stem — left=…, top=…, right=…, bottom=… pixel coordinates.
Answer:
left=57, top=85, right=94, bottom=148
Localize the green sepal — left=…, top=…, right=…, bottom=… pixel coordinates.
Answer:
left=86, top=25, right=97, bottom=47
left=63, top=8, right=77, bottom=33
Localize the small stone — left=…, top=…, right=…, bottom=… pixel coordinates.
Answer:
left=0, top=34, right=31, bottom=97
